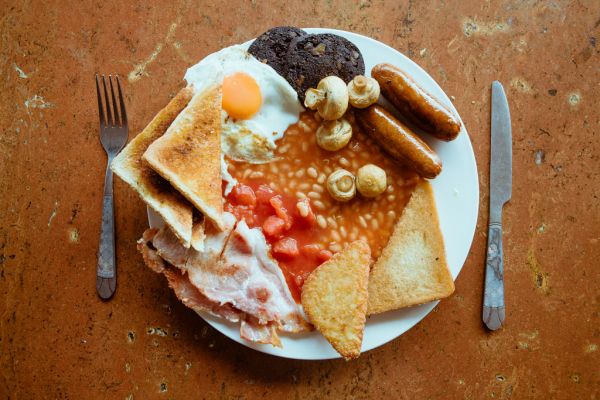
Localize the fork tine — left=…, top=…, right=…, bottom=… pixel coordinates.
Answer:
left=116, top=76, right=127, bottom=125
left=95, top=74, right=105, bottom=127
left=102, top=75, right=113, bottom=126
left=109, top=75, right=120, bottom=126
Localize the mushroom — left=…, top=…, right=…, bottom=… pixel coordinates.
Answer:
left=316, top=119, right=352, bottom=151
left=304, top=76, right=349, bottom=120
left=356, top=164, right=387, bottom=198
left=347, top=75, right=380, bottom=109
left=326, top=169, right=356, bottom=202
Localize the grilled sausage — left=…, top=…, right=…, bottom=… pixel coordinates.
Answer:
left=372, top=63, right=461, bottom=141
left=356, top=104, right=442, bottom=178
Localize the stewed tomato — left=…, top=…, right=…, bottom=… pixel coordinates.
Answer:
left=226, top=180, right=328, bottom=301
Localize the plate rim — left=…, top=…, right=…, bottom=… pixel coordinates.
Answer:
left=147, top=27, right=480, bottom=360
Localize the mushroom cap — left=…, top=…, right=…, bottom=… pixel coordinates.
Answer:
left=348, top=75, right=380, bottom=109
left=305, top=76, right=349, bottom=120
left=356, top=164, right=387, bottom=198
left=326, top=169, right=356, bottom=202
left=316, top=119, right=352, bottom=151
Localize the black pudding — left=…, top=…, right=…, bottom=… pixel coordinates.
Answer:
left=248, top=26, right=307, bottom=77
left=285, top=33, right=365, bottom=102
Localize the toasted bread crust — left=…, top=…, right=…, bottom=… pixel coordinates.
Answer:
left=367, top=180, right=454, bottom=315
left=301, top=240, right=371, bottom=360
left=143, top=85, right=225, bottom=230
left=111, top=87, right=194, bottom=247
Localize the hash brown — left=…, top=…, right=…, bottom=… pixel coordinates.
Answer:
left=301, top=240, right=371, bottom=360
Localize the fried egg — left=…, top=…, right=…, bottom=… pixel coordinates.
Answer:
left=185, top=45, right=303, bottom=165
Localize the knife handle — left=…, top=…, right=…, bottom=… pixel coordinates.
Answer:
left=482, top=222, right=505, bottom=330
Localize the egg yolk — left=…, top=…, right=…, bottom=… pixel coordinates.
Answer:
left=222, top=72, right=262, bottom=120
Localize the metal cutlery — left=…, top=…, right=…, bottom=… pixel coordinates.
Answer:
left=95, top=74, right=128, bottom=300
left=482, top=81, right=512, bottom=330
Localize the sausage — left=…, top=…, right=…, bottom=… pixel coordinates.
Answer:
left=371, top=63, right=461, bottom=141
left=355, top=104, right=442, bottom=179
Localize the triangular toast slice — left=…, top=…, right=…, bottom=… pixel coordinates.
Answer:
left=367, top=180, right=454, bottom=314
left=111, top=87, right=195, bottom=247
left=144, top=84, right=226, bottom=230
left=301, top=240, right=371, bottom=360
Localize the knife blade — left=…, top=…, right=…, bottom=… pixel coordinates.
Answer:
left=482, top=81, right=512, bottom=330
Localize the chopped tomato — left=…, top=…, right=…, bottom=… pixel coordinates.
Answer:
left=225, top=203, right=255, bottom=225
left=255, top=184, right=275, bottom=205
left=317, top=249, right=333, bottom=263
left=293, top=274, right=304, bottom=288
left=272, top=237, right=299, bottom=259
left=230, top=184, right=256, bottom=207
left=223, top=179, right=333, bottom=302
left=301, top=244, right=322, bottom=258
left=301, top=245, right=332, bottom=264
left=296, top=198, right=316, bottom=226
left=291, top=270, right=313, bottom=291
left=269, top=195, right=293, bottom=229
left=262, top=216, right=286, bottom=239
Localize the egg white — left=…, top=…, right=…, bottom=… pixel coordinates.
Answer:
left=185, top=45, right=303, bottom=167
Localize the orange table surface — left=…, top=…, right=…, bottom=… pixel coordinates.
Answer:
left=1, top=1, right=598, bottom=398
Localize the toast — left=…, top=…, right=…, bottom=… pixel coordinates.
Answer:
left=144, top=84, right=226, bottom=230
left=111, top=87, right=195, bottom=247
left=367, top=180, right=454, bottom=314
left=301, top=240, right=371, bottom=360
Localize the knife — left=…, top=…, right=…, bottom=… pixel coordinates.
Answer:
left=482, top=81, right=512, bottom=331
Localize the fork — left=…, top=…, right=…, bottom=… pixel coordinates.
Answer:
left=95, top=74, right=128, bottom=300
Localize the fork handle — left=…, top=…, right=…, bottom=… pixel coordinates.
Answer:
left=97, top=159, right=117, bottom=300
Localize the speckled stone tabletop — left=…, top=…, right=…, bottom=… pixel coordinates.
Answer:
left=1, top=1, right=599, bottom=399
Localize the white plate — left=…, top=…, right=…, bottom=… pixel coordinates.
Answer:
left=148, top=28, right=479, bottom=360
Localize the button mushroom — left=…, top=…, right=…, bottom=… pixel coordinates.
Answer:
left=316, top=118, right=352, bottom=151
left=326, top=169, right=356, bottom=202
left=356, top=164, right=387, bottom=198
left=347, top=75, right=380, bottom=109
left=304, top=76, right=349, bottom=120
